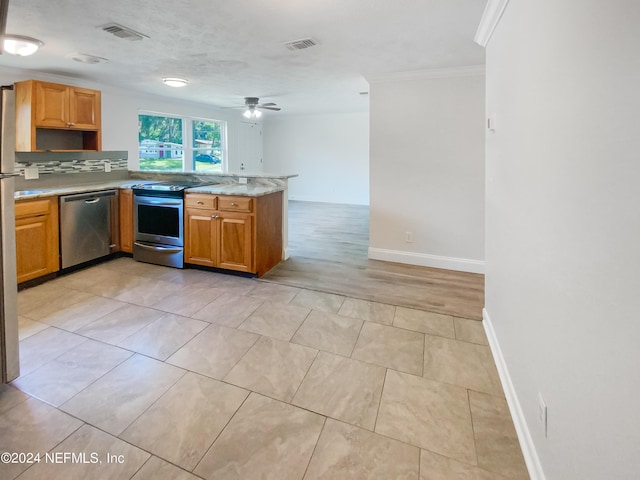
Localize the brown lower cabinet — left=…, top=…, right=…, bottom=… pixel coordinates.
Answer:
left=15, top=196, right=59, bottom=283
left=185, top=191, right=283, bottom=276
left=119, top=188, right=133, bottom=253
left=14, top=189, right=283, bottom=284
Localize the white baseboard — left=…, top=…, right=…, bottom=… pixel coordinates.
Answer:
left=367, top=247, right=485, bottom=274
left=483, top=308, right=546, bottom=480
left=288, top=195, right=369, bottom=206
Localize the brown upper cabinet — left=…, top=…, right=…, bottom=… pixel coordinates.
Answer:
left=15, top=80, right=102, bottom=152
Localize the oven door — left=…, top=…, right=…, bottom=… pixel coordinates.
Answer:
left=133, top=195, right=184, bottom=247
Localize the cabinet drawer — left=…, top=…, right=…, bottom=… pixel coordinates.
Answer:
left=218, top=196, right=253, bottom=213
left=15, top=198, right=54, bottom=218
left=185, top=194, right=217, bottom=210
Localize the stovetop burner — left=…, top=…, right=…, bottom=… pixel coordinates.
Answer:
left=131, top=181, right=205, bottom=198
left=131, top=182, right=191, bottom=191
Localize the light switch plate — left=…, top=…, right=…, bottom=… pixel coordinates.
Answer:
left=104, top=161, right=111, bottom=172
left=24, top=166, right=39, bottom=180
left=239, top=177, right=248, bottom=184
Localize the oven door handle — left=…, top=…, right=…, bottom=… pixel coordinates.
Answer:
left=135, top=198, right=183, bottom=207
left=134, top=242, right=183, bottom=253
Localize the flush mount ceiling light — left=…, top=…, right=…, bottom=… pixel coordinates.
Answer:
left=162, top=77, right=188, bottom=87
left=67, top=52, right=108, bottom=64
left=3, top=35, right=43, bottom=56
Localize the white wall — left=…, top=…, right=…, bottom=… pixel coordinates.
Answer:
left=0, top=67, right=251, bottom=170
left=368, top=71, right=485, bottom=273
left=263, top=112, right=369, bottom=205
left=483, top=1, right=640, bottom=479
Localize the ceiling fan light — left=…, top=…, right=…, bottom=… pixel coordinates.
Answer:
left=243, top=107, right=262, bottom=118
left=3, top=35, right=43, bottom=56
left=162, top=77, right=188, bottom=87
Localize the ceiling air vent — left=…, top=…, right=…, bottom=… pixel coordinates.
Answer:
left=101, top=23, right=149, bottom=41
left=284, top=37, right=319, bottom=51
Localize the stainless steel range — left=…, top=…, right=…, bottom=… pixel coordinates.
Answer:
left=131, top=182, right=195, bottom=268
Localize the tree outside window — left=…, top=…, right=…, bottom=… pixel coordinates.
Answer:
left=138, top=113, right=225, bottom=172
left=193, top=120, right=223, bottom=172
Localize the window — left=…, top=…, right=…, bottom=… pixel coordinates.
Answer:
left=192, top=120, right=223, bottom=172
left=138, top=113, right=225, bottom=172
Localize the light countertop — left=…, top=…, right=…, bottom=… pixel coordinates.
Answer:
left=14, top=180, right=148, bottom=200
left=14, top=180, right=283, bottom=200
left=128, top=170, right=297, bottom=179
left=186, top=184, right=283, bottom=197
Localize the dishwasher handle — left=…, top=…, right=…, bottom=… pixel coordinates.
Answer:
left=84, top=198, right=100, bottom=204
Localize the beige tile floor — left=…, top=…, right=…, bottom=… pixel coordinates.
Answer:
left=1, top=257, right=529, bottom=479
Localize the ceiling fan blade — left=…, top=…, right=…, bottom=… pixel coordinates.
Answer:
left=259, top=102, right=277, bottom=107
left=258, top=106, right=281, bottom=111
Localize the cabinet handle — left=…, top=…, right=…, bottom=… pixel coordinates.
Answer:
left=197, top=201, right=204, bottom=205
left=67, top=122, right=75, bottom=127
left=211, top=215, right=219, bottom=219
left=230, top=202, right=237, bottom=206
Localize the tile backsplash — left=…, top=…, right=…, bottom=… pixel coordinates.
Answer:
left=14, top=151, right=128, bottom=176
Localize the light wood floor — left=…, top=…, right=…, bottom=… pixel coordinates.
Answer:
left=262, top=201, right=485, bottom=320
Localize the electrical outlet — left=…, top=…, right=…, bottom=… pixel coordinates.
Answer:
left=239, top=177, right=248, bottom=184
left=104, top=161, right=111, bottom=173
left=405, top=231, right=413, bottom=243
left=487, top=115, right=497, bottom=132
left=538, top=393, right=548, bottom=437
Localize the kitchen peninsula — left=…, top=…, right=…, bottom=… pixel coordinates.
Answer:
left=15, top=166, right=297, bottom=283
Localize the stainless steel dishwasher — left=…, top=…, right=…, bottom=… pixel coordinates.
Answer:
left=59, top=190, right=117, bottom=268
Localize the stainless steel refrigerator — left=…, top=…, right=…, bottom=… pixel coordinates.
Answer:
left=0, top=85, right=19, bottom=383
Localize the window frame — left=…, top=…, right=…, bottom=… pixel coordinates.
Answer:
left=138, top=111, right=227, bottom=173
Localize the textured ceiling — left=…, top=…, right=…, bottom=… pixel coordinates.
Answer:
left=0, top=0, right=486, bottom=115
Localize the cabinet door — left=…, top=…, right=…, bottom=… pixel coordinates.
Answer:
left=185, top=208, right=216, bottom=267
left=217, top=213, right=253, bottom=272
left=69, top=87, right=100, bottom=130
left=15, top=198, right=59, bottom=283
left=16, top=216, right=50, bottom=283
left=35, top=82, right=69, bottom=128
left=119, top=189, right=134, bottom=253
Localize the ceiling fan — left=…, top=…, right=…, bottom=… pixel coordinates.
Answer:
left=241, top=97, right=281, bottom=118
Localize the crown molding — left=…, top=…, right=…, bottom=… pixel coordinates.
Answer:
left=475, top=0, right=511, bottom=47
left=366, top=65, right=485, bottom=84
